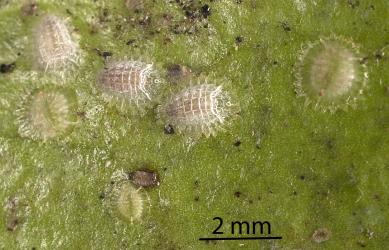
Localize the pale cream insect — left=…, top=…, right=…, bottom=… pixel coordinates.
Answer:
left=35, top=15, right=80, bottom=74
left=16, top=88, right=76, bottom=141
left=295, top=37, right=367, bottom=112
left=159, top=83, right=236, bottom=137
left=98, top=60, right=161, bottom=107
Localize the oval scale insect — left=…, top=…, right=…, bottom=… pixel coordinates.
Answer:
left=105, top=181, right=144, bottom=224
left=295, top=37, right=367, bottom=112
left=35, top=15, right=80, bottom=74
left=16, top=87, right=77, bottom=141
left=98, top=60, right=161, bottom=109
left=159, top=83, right=236, bottom=137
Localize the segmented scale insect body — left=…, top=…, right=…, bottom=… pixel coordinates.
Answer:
left=35, top=15, right=79, bottom=74
left=160, top=84, right=235, bottom=137
left=98, top=60, right=161, bottom=108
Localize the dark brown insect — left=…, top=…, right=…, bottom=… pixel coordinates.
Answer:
left=128, top=169, right=160, bottom=188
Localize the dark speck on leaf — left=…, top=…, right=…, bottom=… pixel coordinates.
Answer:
left=235, top=36, right=244, bottom=44
left=200, top=4, right=211, bottom=18
left=281, top=22, right=291, bottom=32
left=166, top=64, right=192, bottom=84
left=102, top=51, right=112, bottom=58
left=375, top=51, right=383, bottom=60
left=299, top=175, right=305, bottom=180
left=139, top=15, right=151, bottom=26
left=95, top=49, right=112, bottom=59
left=6, top=217, right=19, bottom=231
left=348, top=0, right=360, bottom=8
left=167, top=64, right=182, bottom=79
left=234, top=139, right=241, bottom=147
left=126, top=39, right=136, bottom=45
left=325, top=138, right=335, bottom=150
left=164, top=124, right=175, bottom=134
left=357, top=241, right=367, bottom=247
left=21, top=1, right=38, bottom=16
left=76, top=111, right=86, bottom=119
left=373, top=194, right=381, bottom=201
left=184, top=10, right=194, bottom=18
left=0, top=62, right=15, bottom=73
left=102, top=8, right=109, bottom=17
left=360, top=56, right=369, bottom=65
left=234, top=191, right=242, bottom=198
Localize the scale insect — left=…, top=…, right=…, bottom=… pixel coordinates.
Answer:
left=35, top=15, right=80, bottom=75
left=16, top=87, right=77, bottom=141
left=295, top=36, right=367, bottom=112
left=105, top=180, right=145, bottom=224
left=158, top=83, right=237, bottom=137
left=98, top=60, right=162, bottom=111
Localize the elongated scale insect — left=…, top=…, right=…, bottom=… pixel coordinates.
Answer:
left=17, top=88, right=77, bottom=141
left=295, top=37, right=367, bottom=112
left=159, top=84, right=236, bottom=137
left=98, top=60, right=161, bottom=107
left=35, top=15, right=79, bottom=73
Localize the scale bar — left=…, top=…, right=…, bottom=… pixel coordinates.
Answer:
left=199, top=236, right=282, bottom=241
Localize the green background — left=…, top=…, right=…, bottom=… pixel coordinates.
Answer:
left=0, top=0, right=388, bottom=249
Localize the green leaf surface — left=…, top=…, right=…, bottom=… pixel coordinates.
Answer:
left=0, top=0, right=388, bottom=249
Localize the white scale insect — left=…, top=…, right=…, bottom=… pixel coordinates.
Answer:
left=159, top=83, right=236, bottom=137
left=17, top=88, right=76, bottom=141
left=35, top=15, right=80, bottom=74
left=295, top=37, right=367, bottom=112
left=98, top=60, right=161, bottom=107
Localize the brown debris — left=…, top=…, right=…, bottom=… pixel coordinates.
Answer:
left=166, top=64, right=193, bottom=84
left=21, top=1, right=38, bottom=16
left=312, top=228, right=331, bottom=243
left=125, top=0, right=144, bottom=11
